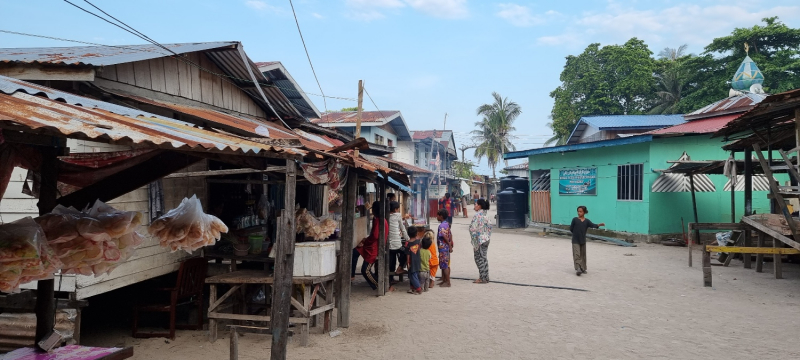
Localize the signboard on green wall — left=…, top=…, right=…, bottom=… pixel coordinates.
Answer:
left=558, top=168, right=597, bottom=195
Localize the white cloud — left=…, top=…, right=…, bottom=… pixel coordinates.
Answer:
left=496, top=3, right=545, bottom=27
left=405, top=0, right=468, bottom=19
left=245, top=0, right=282, bottom=13
left=537, top=3, right=800, bottom=49
left=312, top=12, right=324, bottom=19
left=346, top=0, right=468, bottom=20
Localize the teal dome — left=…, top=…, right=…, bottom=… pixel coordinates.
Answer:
left=731, top=55, right=764, bottom=91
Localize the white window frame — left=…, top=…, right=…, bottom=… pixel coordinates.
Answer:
left=617, top=163, right=643, bottom=201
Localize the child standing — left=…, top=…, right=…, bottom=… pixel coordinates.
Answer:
left=387, top=201, right=409, bottom=283
left=436, top=209, right=453, bottom=287
left=425, top=230, right=439, bottom=288
left=403, top=226, right=423, bottom=294
left=569, top=205, right=605, bottom=276
left=419, top=234, right=433, bottom=292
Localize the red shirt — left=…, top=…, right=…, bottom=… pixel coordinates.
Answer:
left=357, top=217, right=388, bottom=264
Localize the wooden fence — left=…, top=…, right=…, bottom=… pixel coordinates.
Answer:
left=530, top=191, right=551, bottom=223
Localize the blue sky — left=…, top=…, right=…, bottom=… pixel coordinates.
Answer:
left=2, top=0, right=799, bottom=174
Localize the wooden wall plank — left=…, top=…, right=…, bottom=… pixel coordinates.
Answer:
left=99, top=65, right=117, bottom=81
left=211, top=69, right=223, bottom=108
left=230, top=84, right=242, bottom=112
left=133, top=60, right=152, bottom=89
left=198, top=55, right=214, bottom=105
left=75, top=262, right=183, bottom=300
left=177, top=57, right=193, bottom=99
left=115, top=62, right=135, bottom=85
left=222, top=79, right=233, bottom=110
left=162, top=57, right=180, bottom=96
left=188, top=53, right=202, bottom=102
left=148, top=58, right=167, bottom=93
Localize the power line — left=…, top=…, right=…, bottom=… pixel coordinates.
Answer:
left=0, top=30, right=355, bottom=103
left=288, top=0, right=327, bottom=113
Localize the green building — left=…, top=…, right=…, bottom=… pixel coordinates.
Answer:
left=506, top=56, right=777, bottom=241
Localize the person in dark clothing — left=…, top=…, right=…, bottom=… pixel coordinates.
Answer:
left=569, top=206, right=605, bottom=276
left=353, top=201, right=388, bottom=289
left=403, top=226, right=423, bottom=294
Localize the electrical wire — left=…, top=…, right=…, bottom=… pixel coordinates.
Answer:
left=363, top=87, right=392, bottom=124
left=288, top=0, right=327, bottom=113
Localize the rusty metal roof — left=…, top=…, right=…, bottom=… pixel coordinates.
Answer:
left=648, top=114, right=740, bottom=135
left=0, top=42, right=237, bottom=66
left=685, top=93, right=766, bottom=120
left=257, top=61, right=321, bottom=120
left=0, top=75, right=305, bottom=158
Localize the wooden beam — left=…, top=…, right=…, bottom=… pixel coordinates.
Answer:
left=56, top=151, right=203, bottom=209
left=0, top=64, right=95, bottom=81
left=336, top=170, right=357, bottom=328
left=687, top=223, right=745, bottom=231
left=35, top=146, right=59, bottom=346
left=163, top=167, right=282, bottom=178
left=702, top=244, right=712, bottom=287
left=376, top=178, right=386, bottom=296
left=689, top=175, right=702, bottom=255
left=756, top=232, right=765, bottom=272
left=270, top=161, right=297, bottom=360
left=327, top=137, right=369, bottom=154
left=705, top=246, right=800, bottom=255
left=753, top=144, right=800, bottom=249
left=742, top=216, right=800, bottom=251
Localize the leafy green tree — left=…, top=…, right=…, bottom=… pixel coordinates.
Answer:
left=473, top=92, right=520, bottom=178
left=549, top=38, right=657, bottom=143
left=452, top=160, right=477, bottom=184
left=650, top=45, right=690, bottom=115
left=678, top=17, right=800, bottom=112
left=340, top=107, right=359, bottom=112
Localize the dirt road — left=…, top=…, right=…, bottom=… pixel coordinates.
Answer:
left=86, top=212, right=800, bottom=359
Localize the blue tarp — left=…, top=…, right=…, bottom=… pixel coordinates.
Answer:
left=377, top=172, right=415, bottom=194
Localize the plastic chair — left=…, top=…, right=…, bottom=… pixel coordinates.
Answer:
left=132, top=257, right=208, bottom=339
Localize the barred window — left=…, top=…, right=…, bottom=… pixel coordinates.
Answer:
left=617, top=164, right=643, bottom=201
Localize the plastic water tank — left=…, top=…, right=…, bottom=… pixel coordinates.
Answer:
left=497, top=187, right=525, bottom=228
left=500, top=176, right=530, bottom=215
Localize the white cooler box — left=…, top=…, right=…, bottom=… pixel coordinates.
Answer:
left=293, top=241, right=336, bottom=276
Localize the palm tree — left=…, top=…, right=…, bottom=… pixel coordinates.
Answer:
left=544, top=121, right=567, bottom=146
left=650, top=45, right=689, bottom=114
left=472, top=92, right=520, bottom=178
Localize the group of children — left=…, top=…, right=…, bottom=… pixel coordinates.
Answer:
left=391, top=205, right=454, bottom=295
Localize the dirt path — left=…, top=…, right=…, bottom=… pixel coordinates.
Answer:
left=86, top=212, right=800, bottom=359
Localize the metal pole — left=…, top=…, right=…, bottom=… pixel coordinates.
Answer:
left=354, top=80, right=363, bottom=158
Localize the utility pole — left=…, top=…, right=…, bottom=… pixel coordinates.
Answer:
left=354, top=80, right=364, bottom=158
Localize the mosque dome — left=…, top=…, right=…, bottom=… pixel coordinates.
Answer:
left=731, top=55, right=764, bottom=91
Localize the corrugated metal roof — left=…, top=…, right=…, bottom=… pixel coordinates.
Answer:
left=257, top=61, right=321, bottom=120
left=411, top=130, right=452, bottom=141
left=714, top=88, right=800, bottom=138
left=685, top=93, right=766, bottom=120
left=504, top=161, right=528, bottom=170
left=567, top=115, right=685, bottom=144
left=0, top=42, right=237, bottom=66
left=0, top=42, right=306, bottom=121
left=0, top=75, right=305, bottom=157
left=504, top=135, right=653, bottom=160
left=315, top=111, right=401, bottom=124
left=648, top=114, right=740, bottom=135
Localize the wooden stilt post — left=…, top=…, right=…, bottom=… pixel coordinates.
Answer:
left=383, top=177, right=390, bottom=294
left=336, top=171, right=357, bottom=328
left=376, top=177, right=386, bottom=296
left=756, top=231, right=764, bottom=272
left=270, top=161, right=297, bottom=360
left=35, top=145, right=59, bottom=346
left=689, top=174, right=702, bottom=269
left=744, top=148, right=753, bottom=269
left=774, top=236, right=783, bottom=279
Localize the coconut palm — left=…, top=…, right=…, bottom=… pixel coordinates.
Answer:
left=472, top=92, right=520, bottom=178
left=544, top=121, right=567, bottom=146
left=650, top=45, right=689, bottom=114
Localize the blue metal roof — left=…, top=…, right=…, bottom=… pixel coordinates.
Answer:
left=504, top=135, right=653, bottom=160
left=566, top=114, right=684, bottom=145
left=377, top=172, right=416, bottom=194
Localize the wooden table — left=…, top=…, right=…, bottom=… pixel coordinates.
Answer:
left=205, top=270, right=336, bottom=346
left=2, top=345, right=133, bottom=360
left=204, top=249, right=274, bottom=271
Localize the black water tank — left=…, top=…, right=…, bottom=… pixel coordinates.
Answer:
left=500, top=176, right=530, bottom=214
left=497, top=187, right=525, bottom=228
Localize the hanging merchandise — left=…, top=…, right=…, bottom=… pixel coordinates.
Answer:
left=0, top=217, right=62, bottom=293
left=149, top=195, right=229, bottom=253
left=295, top=208, right=338, bottom=241
left=36, top=200, right=144, bottom=277
left=300, top=159, right=348, bottom=191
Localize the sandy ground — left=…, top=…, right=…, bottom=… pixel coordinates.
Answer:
left=82, top=210, right=800, bottom=359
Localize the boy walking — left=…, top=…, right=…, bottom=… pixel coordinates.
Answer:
left=419, top=235, right=433, bottom=292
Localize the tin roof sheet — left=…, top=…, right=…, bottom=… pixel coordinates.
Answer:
left=0, top=75, right=305, bottom=157
left=0, top=42, right=237, bottom=66
left=648, top=114, right=740, bottom=135
left=685, top=93, right=766, bottom=120
left=566, top=115, right=685, bottom=144
left=315, top=111, right=401, bottom=124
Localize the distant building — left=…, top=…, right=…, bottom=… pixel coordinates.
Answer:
left=503, top=162, right=529, bottom=178
left=504, top=55, right=777, bottom=241
left=312, top=111, right=412, bottom=160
